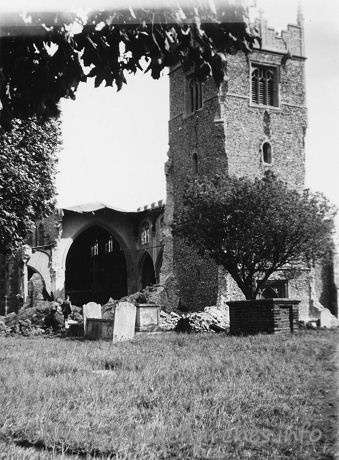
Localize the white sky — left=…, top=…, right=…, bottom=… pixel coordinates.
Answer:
left=1, top=1, right=339, bottom=214
left=255, top=0, right=339, bottom=221
left=58, top=72, right=169, bottom=210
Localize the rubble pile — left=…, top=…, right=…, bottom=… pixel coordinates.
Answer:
left=71, top=305, right=84, bottom=323
left=102, top=299, right=118, bottom=320
left=159, top=311, right=180, bottom=330
left=159, top=306, right=230, bottom=333
left=175, top=306, right=230, bottom=333
left=0, top=301, right=69, bottom=337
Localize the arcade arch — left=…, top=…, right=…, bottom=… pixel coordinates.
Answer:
left=65, top=225, right=127, bottom=305
left=140, top=251, right=156, bottom=289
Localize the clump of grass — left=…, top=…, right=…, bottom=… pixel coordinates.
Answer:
left=0, top=331, right=337, bottom=458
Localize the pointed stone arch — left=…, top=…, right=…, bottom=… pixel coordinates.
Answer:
left=27, top=250, right=51, bottom=294
left=139, top=251, right=156, bottom=289
left=65, top=225, right=127, bottom=305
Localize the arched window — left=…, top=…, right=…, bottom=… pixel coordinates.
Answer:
left=104, top=236, right=113, bottom=253
left=185, top=77, right=202, bottom=115
left=192, top=153, right=198, bottom=175
left=90, top=239, right=99, bottom=257
left=251, top=64, right=278, bottom=107
left=262, top=142, right=272, bottom=164
left=140, top=222, right=150, bottom=245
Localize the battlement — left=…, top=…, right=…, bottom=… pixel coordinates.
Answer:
left=254, top=14, right=305, bottom=58
left=137, top=200, right=165, bottom=212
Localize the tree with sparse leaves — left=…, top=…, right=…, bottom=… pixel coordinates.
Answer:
left=0, top=118, right=60, bottom=253
left=0, top=2, right=258, bottom=127
left=174, top=173, right=336, bottom=300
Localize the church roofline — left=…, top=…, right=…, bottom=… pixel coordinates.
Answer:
left=62, top=200, right=165, bottom=216
left=62, top=202, right=132, bottom=214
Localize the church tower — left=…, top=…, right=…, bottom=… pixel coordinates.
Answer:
left=163, top=14, right=307, bottom=312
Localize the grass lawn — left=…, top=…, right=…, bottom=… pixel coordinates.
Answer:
left=0, top=330, right=337, bottom=459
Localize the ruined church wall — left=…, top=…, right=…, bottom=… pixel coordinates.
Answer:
left=53, top=210, right=139, bottom=299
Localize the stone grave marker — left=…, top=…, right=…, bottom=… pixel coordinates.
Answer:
left=320, top=308, right=339, bottom=328
left=112, top=301, right=136, bottom=342
left=135, top=304, right=161, bottom=332
left=83, top=302, right=102, bottom=335
left=86, top=319, right=114, bottom=340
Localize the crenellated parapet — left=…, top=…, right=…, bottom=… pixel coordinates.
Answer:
left=254, top=12, right=305, bottom=58
left=137, top=200, right=165, bottom=212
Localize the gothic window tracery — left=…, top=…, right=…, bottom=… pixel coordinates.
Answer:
left=185, top=78, right=202, bottom=115
left=251, top=65, right=278, bottom=107
left=104, top=236, right=113, bottom=253
left=90, top=239, right=99, bottom=257
left=140, top=223, right=150, bottom=245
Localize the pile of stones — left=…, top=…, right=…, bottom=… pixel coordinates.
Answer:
left=0, top=300, right=74, bottom=337
left=0, top=301, right=54, bottom=337
left=159, top=311, right=181, bottom=330
left=159, top=306, right=230, bottom=333
left=175, top=306, right=230, bottom=333
left=0, top=286, right=232, bottom=336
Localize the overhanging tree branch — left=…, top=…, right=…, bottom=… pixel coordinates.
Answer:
left=0, top=2, right=259, bottom=128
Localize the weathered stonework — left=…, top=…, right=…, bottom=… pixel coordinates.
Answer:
left=0, top=203, right=165, bottom=314
left=164, top=14, right=322, bottom=318
left=0, top=14, right=337, bottom=321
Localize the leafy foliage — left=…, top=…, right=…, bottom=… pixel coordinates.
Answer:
left=174, top=173, right=336, bottom=299
left=0, top=118, right=60, bottom=253
left=175, top=236, right=218, bottom=311
left=0, top=2, right=258, bottom=127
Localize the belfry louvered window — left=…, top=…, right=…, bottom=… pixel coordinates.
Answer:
left=185, top=78, right=202, bottom=115
left=251, top=65, right=278, bottom=107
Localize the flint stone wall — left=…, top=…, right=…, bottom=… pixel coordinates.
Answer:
left=167, top=44, right=307, bottom=311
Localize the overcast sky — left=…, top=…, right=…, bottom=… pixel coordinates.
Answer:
left=57, top=0, right=339, bottom=215
left=1, top=1, right=339, bottom=215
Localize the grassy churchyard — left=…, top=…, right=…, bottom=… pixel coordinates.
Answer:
left=0, top=330, right=337, bottom=459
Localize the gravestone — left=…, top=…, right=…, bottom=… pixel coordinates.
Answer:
left=320, top=308, right=339, bottom=329
left=83, top=302, right=102, bottom=335
left=135, top=304, right=161, bottom=332
left=86, top=318, right=114, bottom=340
left=112, top=301, right=136, bottom=342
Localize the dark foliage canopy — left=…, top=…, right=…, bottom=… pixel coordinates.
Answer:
left=0, top=2, right=258, bottom=127
left=174, top=173, right=336, bottom=299
left=0, top=118, right=60, bottom=254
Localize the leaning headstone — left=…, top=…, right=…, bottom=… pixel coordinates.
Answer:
left=83, top=302, right=102, bottom=335
left=320, top=308, right=339, bottom=329
left=112, top=301, right=136, bottom=342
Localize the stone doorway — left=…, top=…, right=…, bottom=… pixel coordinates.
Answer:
left=65, top=226, right=127, bottom=306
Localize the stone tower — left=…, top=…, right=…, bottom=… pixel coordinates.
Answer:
left=163, top=14, right=308, bottom=311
